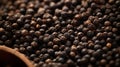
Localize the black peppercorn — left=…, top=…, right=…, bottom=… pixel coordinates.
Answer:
left=74, top=14, right=82, bottom=20
left=69, top=51, right=76, bottom=57
left=90, top=57, right=96, bottom=63
left=26, top=8, right=34, bottom=14
left=59, top=45, right=65, bottom=51
left=92, top=51, right=101, bottom=58
left=39, top=29, right=45, bottom=34
left=0, top=40, right=4, bottom=45
left=53, top=38, right=60, bottom=44
left=66, top=59, right=75, bottom=67
left=58, top=57, right=65, bottom=63
left=64, top=32, right=70, bottom=39
left=4, top=40, right=12, bottom=46
left=0, top=28, right=5, bottom=33
left=1, top=35, right=7, bottom=41
left=34, top=58, right=40, bottom=63
left=34, top=31, right=41, bottom=37
left=100, top=59, right=107, bottom=65
left=59, top=35, right=66, bottom=43
left=24, top=23, right=30, bottom=29
left=84, top=54, right=91, bottom=59
left=47, top=41, right=53, bottom=47
left=35, top=50, right=41, bottom=56
left=20, top=8, right=26, bottom=15
left=45, top=59, right=52, bottom=63
left=65, top=40, right=72, bottom=47
left=77, top=58, right=88, bottom=65
left=74, top=55, right=81, bottom=61
left=107, top=56, right=112, bottom=61
left=53, top=45, right=59, bottom=50
left=87, top=30, right=94, bottom=37
left=31, top=41, right=38, bottom=47
left=81, top=36, right=87, bottom=42
left=42, top=53, right=50, bottom=60
left=82, top=27, right=89, bottom=33
left=41, top=48, right=47, bottom=54
left=0, top=0, right=120, bottom=66
left=116, top=23, right=120, bottom=28
left=43, top=37, right=49, bottom=43
left=12, top=23, right=18, bottom=28
left=30, top=54, right=36, bottom=60
left=96, top=12, right=102, bottom=17
left=71, top=45, right=77, bottom=52
left=77, top=45, right=84, bottom=51
left=91, top=3, right=97, bottom=9
left=115, top=0, right=120, bottom=6
left=77, top=25, right=84, bottom=31
left=81, top=48, right=88, bottom=55
left=102, top=54, right=107, bottom=59
left=21, top=29, right=28, bottom=36
left=109, top=60, right=114, bottom=66
left=64, top=47, right=70, bottom=54
left=26, top=46, right=33, bottom=52
left=94, top=44, right=102, bottom=50
left=19, top=47, right=26, bottom=53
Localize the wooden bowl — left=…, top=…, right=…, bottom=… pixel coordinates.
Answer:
left=0, top=46, right=34, bottom=67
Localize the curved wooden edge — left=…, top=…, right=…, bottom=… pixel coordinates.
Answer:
left=0, top=46, right=34, bottom=67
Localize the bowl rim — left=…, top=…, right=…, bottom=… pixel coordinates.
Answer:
left=0, top=45, right=34, bottom=67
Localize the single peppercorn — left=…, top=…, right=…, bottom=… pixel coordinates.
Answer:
left=100, top=59, right=107, bottom=65
left=87, top=30, right=94, bottom=37
left=66, top=59, right=75, bottom=67
left=0, top=40, right=4, bottom=45
left=90, top=57, right=96, bottom=63
left=106, top=43, right=112, bottom=48
left=1, top=35, right=7, bottom=41
left=26, top=8, right=34, bottom=14
left=53, top=38, right=60, bottom=44
left=47, top=49, right=54, bottom=56
left=71, top=45, right=77, bottom=52
left=45, top=59, right=52, bottom=63
left=0, top=28, right=5, bottom=34
left=30, top=54, right=36, bottom=60
left=47, top=41, right=53, bottom=47
left=43, top=37, right=50, bottom=43
left=21, top=29, right=28, bottom=36
left=69, top=51, right=76, bottom=57
left=59, top=35, right=66, bottom=43
left=31, top=41, right=38, bottom=47
left=81, top=36, right=87, bottom=42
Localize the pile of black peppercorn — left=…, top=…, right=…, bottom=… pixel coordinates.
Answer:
left=0, top=0, right=120, bottom=67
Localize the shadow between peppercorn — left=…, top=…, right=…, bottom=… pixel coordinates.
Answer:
left=0, top=46, right=34, bottom=67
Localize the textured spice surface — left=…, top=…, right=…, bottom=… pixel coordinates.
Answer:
left=0, top=0, right=120, bottom=67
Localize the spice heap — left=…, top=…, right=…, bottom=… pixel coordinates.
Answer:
left=0, top=0, right=120, bottom=67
